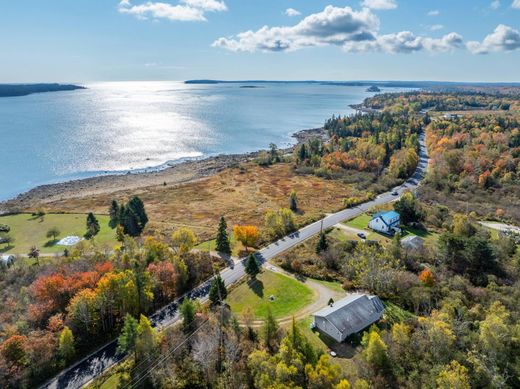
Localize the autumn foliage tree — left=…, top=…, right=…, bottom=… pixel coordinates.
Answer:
left=233, top=225, right=259, bottom=252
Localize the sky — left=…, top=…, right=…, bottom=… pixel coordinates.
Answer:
left=1, top=0, right=520, bottom=82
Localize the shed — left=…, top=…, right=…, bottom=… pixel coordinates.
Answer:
left=313, top=294, right=385, bottom=343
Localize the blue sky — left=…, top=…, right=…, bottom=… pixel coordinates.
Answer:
left=1, top=0, right=520, bottom=82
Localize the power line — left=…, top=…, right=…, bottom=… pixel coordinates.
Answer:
left=122, top=318, right=210, bottom=389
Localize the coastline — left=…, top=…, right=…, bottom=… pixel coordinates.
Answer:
left=0, top=127, right=328, bottom=214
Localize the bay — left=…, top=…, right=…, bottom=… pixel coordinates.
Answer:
left=0, top=81, right=406, bottom=200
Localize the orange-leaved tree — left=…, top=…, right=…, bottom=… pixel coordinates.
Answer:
left=418, top=268, right=435, bottom=287
left=233, top=225, right=259, bottom=252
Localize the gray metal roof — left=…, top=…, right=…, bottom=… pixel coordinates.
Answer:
left=314, top=294, right=384, bottom=336
left=401, top=235, right=424, bottom=249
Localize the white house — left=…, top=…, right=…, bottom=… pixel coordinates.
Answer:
left=368, top=211, right=401, bottom=235
left=312, top=294, right=385, bottom=343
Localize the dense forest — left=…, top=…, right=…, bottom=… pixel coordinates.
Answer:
left=363, top=91, right=520, bottom=115
left=0, top=84, right=85, bottom=97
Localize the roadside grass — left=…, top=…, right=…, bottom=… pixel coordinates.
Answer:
left=227, top=270, right=313, bottom=320
left=194, top=233, right=245, bottom=257
left=0, top=213, right=116, bottom=254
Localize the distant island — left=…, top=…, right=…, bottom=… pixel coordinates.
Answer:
left=240, top=85, right=265, bottom=89
left=0, top=83, right=85, bottom=97
left=366, top=85, right=381, bottom=92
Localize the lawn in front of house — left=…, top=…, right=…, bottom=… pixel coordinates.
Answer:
left=227, top=270, right=314, bottom=320
left=343, top=214, right=372, bottom=230
left=0, top=213, right=117, bottom=254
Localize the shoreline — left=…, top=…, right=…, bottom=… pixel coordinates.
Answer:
left=0, top=127, right=328, bottom=214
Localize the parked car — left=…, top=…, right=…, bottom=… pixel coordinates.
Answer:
left=357, top=232, right=366, bottom=239
left=391, top=191, right=399, bottom=196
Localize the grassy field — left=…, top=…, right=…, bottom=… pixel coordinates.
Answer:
left=22, top=162, right=356, bottom=241
left=227, top=270, right=314, bottom=319
left=0, top=213, right=117, bottom=254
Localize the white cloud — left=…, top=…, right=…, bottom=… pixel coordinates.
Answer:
left=118, top=0, right=226, bottom=22
left=429, top=24, right=444, bottom=31
left=213, top=5, right=463, bottom=55
left=467, top=24, right=520, bottom=54
left=491, top=0, right=500, bottom=9
left=427, top=10, right=440, bottom=16
left=344, top=31, right=463, bottom=54
left=512, top=0, right=520, bottom=8
left=285, top=8, right=301, bottom=17
left=361, top=0, right=397, bottom=10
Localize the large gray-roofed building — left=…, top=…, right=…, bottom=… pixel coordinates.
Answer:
left=313, top=294, right=385, bottom=342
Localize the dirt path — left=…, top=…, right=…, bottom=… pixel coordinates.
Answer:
left=334, top=223, right=366, bottom=235
left=239, top=263, right=345, bottom=328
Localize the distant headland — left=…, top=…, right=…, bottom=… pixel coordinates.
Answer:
left=0, top=83, right=85, bottom=97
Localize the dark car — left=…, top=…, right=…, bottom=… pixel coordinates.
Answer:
left=357, top=232, right=366, bottom=239
left=391, top=191, right=399, bottom=196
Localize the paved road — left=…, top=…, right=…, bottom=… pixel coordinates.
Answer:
left=41, top=132, right=428, bottom=389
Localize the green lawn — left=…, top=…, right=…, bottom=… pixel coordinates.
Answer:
left=227, top=270, right=314, bottom=319
left=195, top=233, right=245, bottom=257
left=312, top=278, right=345, bottom=294
left=0, top=213, right=117, bottom=254
left=344, top=214, right=372, bottom=230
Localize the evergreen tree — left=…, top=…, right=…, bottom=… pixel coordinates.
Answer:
left=316, top=232, right=328, bottom=254
left=215, top=216, right=231, bottom=255
left=121, top=207, right=141, bottom=237
left=263, top=307, right=279, bottom=354
left=86, top=212, right=100, bottom=239
left=117, top=314, right=139, bottom=356
left=298, top=144, right=307, bottom=163
left=245, top=254, right=260, bottom=280
left=58, top=326, right=75, bottom=362
left=128, top=196, right=148, bottom=231
left=289, top=190, right=298, bottom=211
left=109, top=200, right=120, bottom=228
left=209, top=274, right=227, bottom=305
left=180, top=298, right=196, bottom=332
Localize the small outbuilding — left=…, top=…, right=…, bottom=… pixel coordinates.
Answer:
left=312, top=294, right=385, bottom=343
left=368, top=211, right=401, bottom=235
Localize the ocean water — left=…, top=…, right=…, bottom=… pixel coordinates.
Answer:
left=0, top=81, right=405, bottom=200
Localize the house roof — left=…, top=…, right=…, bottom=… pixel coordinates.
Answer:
left=314, top=294, right=385, bottom=336
left=372, top=211, right=400, bottom=226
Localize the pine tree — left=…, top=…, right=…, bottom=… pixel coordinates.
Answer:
left=109, top=200, right=120, bottom=228
left=209, top=274, right=227, bottom=305
left=298, top=144, right=307, bottom=163
left=86, top=212, right=100, bottom=239
left=128, top=196, right=148, bottom=231
left=245, top=254, right=260, bottom=280
left=316, top=232, right=328, bottom=254
left=58, top=326, right=75, bottom=362
left=117, top=314, right=139, bottom=356
left=289, top=190, right=298, bottom=211
left=121, top=207, right=141, bottom=237
left=263, top=307, right=279, bottom=353
left=215, top=216, right=231, bottom=255
left=180, top=298, right=196, bottom=332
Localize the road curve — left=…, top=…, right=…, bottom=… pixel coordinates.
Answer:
left=41, top=132, right=428, bottom=389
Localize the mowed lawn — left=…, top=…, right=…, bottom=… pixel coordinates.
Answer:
left=0, top=213, right=117, bottom=254
left=227, top=270, right=314, bottom=320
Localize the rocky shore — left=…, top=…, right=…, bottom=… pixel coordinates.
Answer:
left=0, top=127, right=328, bottom=214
